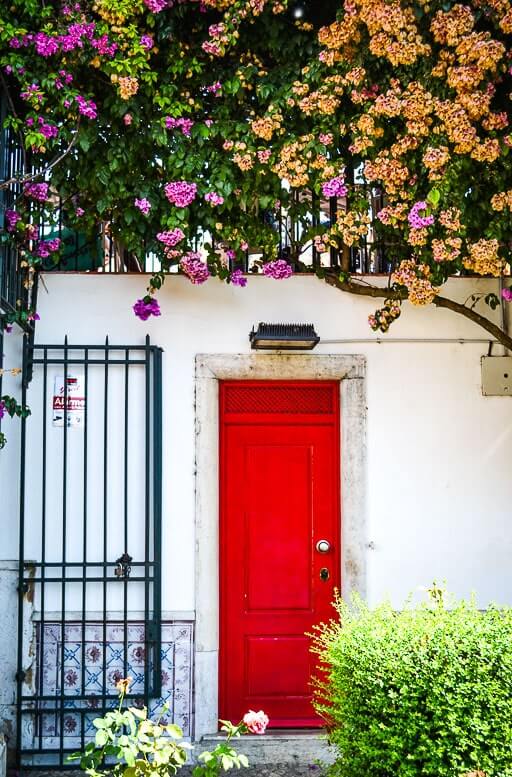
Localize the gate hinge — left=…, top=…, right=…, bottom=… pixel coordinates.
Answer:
left=15, top=670, right=26, bottom=683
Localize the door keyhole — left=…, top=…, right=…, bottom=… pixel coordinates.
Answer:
left=320, top=567, right=330, bottom=581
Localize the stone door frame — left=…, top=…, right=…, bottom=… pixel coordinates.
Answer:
left=193, top=354, right=367, bottom=740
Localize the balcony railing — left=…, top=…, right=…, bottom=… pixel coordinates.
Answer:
left=0, top=100, right=35, bottom=317
left=1, top=96, right=392, bottom=281
left=36, top=186, right=393, bottom=276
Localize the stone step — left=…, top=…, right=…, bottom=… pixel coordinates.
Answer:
left=15, top=731, right=336, bottom=776
left=197, top=730, right=335, bottom=768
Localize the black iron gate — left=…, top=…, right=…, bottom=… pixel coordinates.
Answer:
left=16, top=336, right=163, bottom=768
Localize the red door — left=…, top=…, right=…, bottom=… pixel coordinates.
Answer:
left=219, top=381, right=340, bottom=727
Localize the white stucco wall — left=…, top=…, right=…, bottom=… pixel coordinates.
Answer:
left=0, top=325, right=23, bottom=560
left=3, top=272, right=512, bottom=610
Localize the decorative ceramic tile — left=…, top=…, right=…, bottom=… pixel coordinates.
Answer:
left=24, top=621, right=193, bottom=759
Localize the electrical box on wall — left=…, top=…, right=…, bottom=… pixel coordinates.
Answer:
left=481, top=356, right=512, bottom=396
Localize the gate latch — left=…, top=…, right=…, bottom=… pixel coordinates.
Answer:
left=114, top=553, right=133, bottom=578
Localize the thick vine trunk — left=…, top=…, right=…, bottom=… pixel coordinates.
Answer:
left=323, top=272, right=512, bottom=351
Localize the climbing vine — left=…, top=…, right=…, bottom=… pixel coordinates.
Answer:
left=1, top=0, right=512, bottom=349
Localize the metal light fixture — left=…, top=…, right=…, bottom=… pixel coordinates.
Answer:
left=249, top=322, right=320, bottom=350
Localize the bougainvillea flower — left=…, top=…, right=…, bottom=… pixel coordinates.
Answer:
left=180, top=252, right=210, bottom=284
left=164, top=181, right=197, bottom=207
left=133, top=297, right=161, bottom=320
left=230, top=269, right=247, bottom=287
left=135, top=198, right=151, bottom=215
left=262, top=259, right=293, bottom=279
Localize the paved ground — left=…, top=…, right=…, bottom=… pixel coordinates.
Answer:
left=181, top=767, right=328, bottom=777
left=8, top=768, right=329, bottom=777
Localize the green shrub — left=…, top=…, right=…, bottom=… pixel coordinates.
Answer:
left=312, top=589, right=512, bottom=777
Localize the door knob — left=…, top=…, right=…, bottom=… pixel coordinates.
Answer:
left=316, top=539, right=331, bottom=553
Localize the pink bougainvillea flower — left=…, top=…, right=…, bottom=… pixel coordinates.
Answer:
left=180, top=252, right=210, bottom=284
left=123, top=113, right=133, bottom=125
left=35, top=238, right=61, bottom=258
left=156, top=228, right=185, bottom=247
left=262, top=259, right=293, bottom=279
left=205, top=191, right=224, bottom=206
left=75, top=95, right=97, bottom=120
left=24, top=182, right=49, bottom=201
left=5, top=210, right=21, bottom=232
left=408, top=201, right=434, bottom=229
left=91, top=34, right=118, bottom=57
left=321, top=176, right=347, bottom=198
left=502, top=287, right=512, bottom=302
left=164, top=181, right=197, bottom=207
left=143, top=0, right=167, bottom=11
left=140, top=34, right=154, bottom=49
left=135, top=198, right=151, bottom=215
left=205, top=81, right=222, bottom=94
left=230, top=269, right=247, bottom=287
left=243, top=710, right=269, bottom=735
left=38, top=118, right=58, bottom=139
left=0, top=400, right=5, bottom=420
left=133, top=296, right=161, bottom=321
left=34, top=32, right=59, bottom=57
left=165, top=117, right=194, bottom=137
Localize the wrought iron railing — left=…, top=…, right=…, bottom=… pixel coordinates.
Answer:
left=36, top=188, right=392, bottom=276
left=1, top=93, right=392, bottom=285
left=0, top=99, right=35, bottom=316
left=16, top=336, right=164, bottom=768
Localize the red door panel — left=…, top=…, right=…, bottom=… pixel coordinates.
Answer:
left=219, top=381, right=340, bottom=728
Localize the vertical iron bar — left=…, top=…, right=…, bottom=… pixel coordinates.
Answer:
left=152, top=347, right=163, bottom=697
left=80, top=348, right=89, bottom=752
left=143, top=336, right=151, bottom=704
left=123, top=349, right=129, bottom=682
left=102, top=338, right=109, bottom=704
left=329, top=197, right=338, bottom=267
left=311, top=191, right=320, bottom=271
left=59, top=336, right=69, bottom=761
left=15, top=334, right=29, bottom=768
left=38, top=347, right=48, bottom=751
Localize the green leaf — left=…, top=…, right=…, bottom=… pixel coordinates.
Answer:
left=79, top=134, right=91, bottom=152
left=128, top=706, right=148, bottom=719
left=95, top=729, right=109, bottom=747
left=427, top=189, right=441, bottom=206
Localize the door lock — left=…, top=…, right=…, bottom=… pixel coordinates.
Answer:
left=316, top=539, right=331, bottom=553
left=320, top=567, right=330, bottom=581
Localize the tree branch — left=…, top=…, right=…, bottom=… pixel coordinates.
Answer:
left=323, top=271, right=512, bottom=351
left=0, top=119, right=81, bottom=192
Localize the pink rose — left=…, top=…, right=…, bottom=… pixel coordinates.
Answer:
left=243, top=710, right=269, bottom=735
